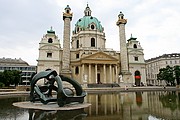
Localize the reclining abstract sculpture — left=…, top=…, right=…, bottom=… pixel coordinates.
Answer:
left=30, top=70, right=86, bottom=107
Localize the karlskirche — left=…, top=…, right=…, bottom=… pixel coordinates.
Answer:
left=37, top=5, right=146, bottom=87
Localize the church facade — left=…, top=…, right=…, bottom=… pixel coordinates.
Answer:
left=37, top=5, right=146, bottom=87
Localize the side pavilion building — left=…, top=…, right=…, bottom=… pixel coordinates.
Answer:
left=37, top=5, right=146, bottom=87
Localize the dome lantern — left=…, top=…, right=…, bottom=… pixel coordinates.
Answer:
left=84, top=4, right=92, bottom=16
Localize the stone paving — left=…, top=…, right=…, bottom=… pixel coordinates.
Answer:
left=84, top=86, right=180, bottom=93
left=0, top=86, right=180, bottom=95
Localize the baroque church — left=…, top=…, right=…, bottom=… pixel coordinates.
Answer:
left=37, top=5, right=146, bottom=87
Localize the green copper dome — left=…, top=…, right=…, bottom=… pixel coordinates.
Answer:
left=74, top=4, right=103, bottom=33
left=75, top=16, right=103, bottom=32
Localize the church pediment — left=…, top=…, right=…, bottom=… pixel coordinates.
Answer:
left=82, top=52, right=118, bottom=61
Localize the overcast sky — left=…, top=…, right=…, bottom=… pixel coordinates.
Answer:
left=0, top=0, right=180, bottom=65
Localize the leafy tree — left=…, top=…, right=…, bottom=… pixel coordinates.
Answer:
left=0, top=72, right=5, bottom=87
left=3, top=70, right=13, bottom=86
left=11, top=70, right=21, bottom=86
left=157, top=65, right=175, bottom=86
left=0, top=72, right=4, bottom=83
left=0, top=70, right=21, bottom=87
left=157, top=68, right=166, bottom=80
left=174, top=65, right=180, bottom=85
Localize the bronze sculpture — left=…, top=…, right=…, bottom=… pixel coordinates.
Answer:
left=30, top=70, right=86, bottom=107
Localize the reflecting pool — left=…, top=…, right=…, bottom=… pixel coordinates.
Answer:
left=0, top=91, right=180, bottom=120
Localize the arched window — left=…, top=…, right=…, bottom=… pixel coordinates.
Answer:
left=75, top=66, right=79, bottom=74
left=48, top=38, right=53, bottom=43
left=133, top=44, right=137, bottom=48
left=66, top=10, right=69, bottom=13
left=91, top=24, right=95, bottom=30
left=91, top=38, right=95, bottom=47
left=135, top=70, right=140, bottom=76
left=76, top=40, right=79, bottom=48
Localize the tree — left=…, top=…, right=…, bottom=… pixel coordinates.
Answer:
left=0, top=72, right=5, bottom=87
left=0, top=70, right=21, bottom=87
left=11, top=70, right=21, bottom=86
left=157, top=65, right=175, bottom=86
left=174, top=65, right=180, bottom=85
left=3, top=70, right=13, bottom=86
left=0, top=72, right=4, bottom=83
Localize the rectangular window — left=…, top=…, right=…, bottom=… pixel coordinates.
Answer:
left=47, top=53, right=52, bottom=58
left=75, top=66, right=79, bottom=74
left=76, top=54, right=79, bottom=59
left=134, top=56, right=138, bottom=61
left=76, top=40, right=79, bottom=48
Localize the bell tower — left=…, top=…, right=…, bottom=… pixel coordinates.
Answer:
left=116, top=11, right=131, bottom=85
left=61, top=5, right=73, bottom=76
left=37, top=27, right=61, bottom=73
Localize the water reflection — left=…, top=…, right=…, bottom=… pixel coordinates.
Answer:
left=0, top=95, right=29, bottom=120
left=136, top=92, right=142, bottom=107
left=148, top=91, right=180, bottom=120
left=28, top=109, right=87, bottom=120
left=159, top=91, right=178, bottom=111
left=84, top=91, right=180, bottom=120
left=0, top=91, right=180, bottom=120
left=84, top=92, right=148, bottom=120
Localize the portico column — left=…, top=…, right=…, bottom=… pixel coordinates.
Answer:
left=103, top=64, right=106, bottom=83
left=89, top=64, right=91, bottom=83
left=112, top=65, right=114, bottom=83
left=115, top=65, right=118, bottom=83
left=81, top=64, right=84, bottom=84
left=95, top=64, right=97, bottom=83
left=109, top=64, right=112, bottom=83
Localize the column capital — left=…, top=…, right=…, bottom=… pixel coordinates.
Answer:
left=116, top=19, right=127, bottom=25
left=63, top=13, right=73, bottom=21
left=63, top=5, right=73, bottom=21
left=116, top=11, right=127, bottom=25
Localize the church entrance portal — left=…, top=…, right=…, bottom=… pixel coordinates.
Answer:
left=135, top=71, right=141, bottom=86
left=97, top=73, right=101, bottom=84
